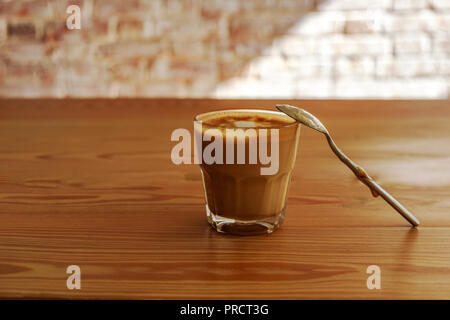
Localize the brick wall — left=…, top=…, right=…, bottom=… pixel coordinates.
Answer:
left=0, top=0, right=449, bottom=98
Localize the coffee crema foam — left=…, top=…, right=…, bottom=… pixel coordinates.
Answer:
left=197, top=110, right=295, bottom=128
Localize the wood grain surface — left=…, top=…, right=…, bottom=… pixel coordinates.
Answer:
left=0, top=98, right=449, bottom=299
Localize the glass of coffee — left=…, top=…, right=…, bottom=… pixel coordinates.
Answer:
left=194, top=109, right=301, bottom=235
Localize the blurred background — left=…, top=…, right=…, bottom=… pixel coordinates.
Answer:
left=0, top=0, right=449, bottom=98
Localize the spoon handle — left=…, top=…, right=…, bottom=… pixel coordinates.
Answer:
left=325, top=134, right=420, bottom=227
left=359, top=177, right=420, bottom=227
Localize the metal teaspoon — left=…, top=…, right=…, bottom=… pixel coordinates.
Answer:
left=276, top=104, right=420, bottom=227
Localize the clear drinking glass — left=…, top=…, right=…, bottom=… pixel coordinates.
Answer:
left=194, top=109, right=301, bottom=235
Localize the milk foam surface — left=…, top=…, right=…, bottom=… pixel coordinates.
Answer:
left=197, top=110, right=295, bottom=128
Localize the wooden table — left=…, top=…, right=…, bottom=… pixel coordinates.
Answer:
left=0, top=99, right=449, bottom=299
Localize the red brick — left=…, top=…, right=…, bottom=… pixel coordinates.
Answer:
left=344, top=12, right=385, bottom=33
left=217, top=55, right=248, bottom=81
left=51, top=42, right=93, bottom=61
left=229, top=17, right=274, bottom=42
left=275, top=0, right=316, bottom=11
left=295, top=78, right=333, bottom=98
left=231, top=39, right=273, bottom=57
left=393, top=0, right=429, bottom=11
left=201, top=7, right=221, bottom=20
left=430, top=0, right=450, bottom=10
left=272, top=36, right=320, bottom=56
left=394, top=33, right=432, bottom=54
left=93, top=0, right=147, bottom=18
left=434, top=36, right=450, bottom=53
left=3, top=60, right=56, bottom=84
left=321, top=34, right=392, bottom=55
left=151, top=56, right=217, bottom=81
left=107, top=81, right=137, bottom=97
left=376, top=56, right=447, bottom=77
left=187, top=74, right=218, bottom=97
left=285, top=56, right=333, bottom=78
left=0, top=0, right=53, bottom=19
left=288, top=12, right=345, bottom=35
left=202, top=0, right=315, bottom=14
left=201, top=0, right=310, bottom=14
left=214, top=78, right=297, bottom=98
left=0, top=42, right=48, bottom=63
left=334, top=78, right=447, bottom=98
left=58, top=63, right=106, bottom=84
left=384, top=11, right=438, bottom=32
left=136, top=80, right=189, bottom=97
left=116, top=19, right=145, bottom=40
left=317, top=0, right=392, bottom=11
left=43, top=21, right=69, bottom=42
left=0, top=18, right=7, bottom=41
left=168, top=18, right=218, bottom=41
left=0, top=58, right=6, bottom=83
left=230, top=12, right=308, bottom=41
left=109, top=59, right=145, bottom=81
left=62, top=82, right=111, bottom=97
left=165, top=0, right=198, bottom=16
left=91, top=19, right=109, bottom=38
left=171, top=40, right=216, bottom=58
left=56, top=63, right=111, bottom=97
left=98, top=41, right=163, bottom=59
left=335, top=56, right=375, bottom=77
left=7, top=22, right=36, bottom=40
left=438, top=14, right=450, bottom=33
left=0, top=83, right=60, bottom=97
